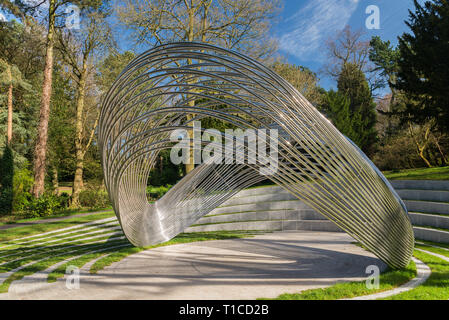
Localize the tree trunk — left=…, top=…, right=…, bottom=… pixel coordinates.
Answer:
left=7, top=83, right=13, bottom=145
left=52, top=167, right=59, bottom=195
left=32, top=0, right=56, bottom=197
left=71, top=159, right=84, bottom=207
left=419, top=148, right=432, bottom=168
left=71, top=67, right=87, bottom=208
left=185, top=7, right=196, bottom=174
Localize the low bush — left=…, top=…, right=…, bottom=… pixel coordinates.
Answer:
left=24, top=194, right=60, bottom=218
left=57, top=192, right=70, bottom=209
left=146, top=184, right=172, bottom=201
left=79, top=188, right=110, bottom=210
left=12, top=167, right=34, bottom=212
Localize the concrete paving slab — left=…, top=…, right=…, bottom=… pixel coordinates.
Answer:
left=1, top=231, right=387, bottom=300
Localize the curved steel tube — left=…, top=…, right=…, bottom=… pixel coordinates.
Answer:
left=98, top=42, right=414, bottom=269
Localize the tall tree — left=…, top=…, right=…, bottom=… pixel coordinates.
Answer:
left=0, top=59, right=31, bottom=144
left=337, top=62, right=378, bottom=153
left=369, top=36, right=401, bottom=108
left=56, top=7, right=113, bottom=207
left=0, top=144, right=14, bottom=215
left=47, top=62, right=76, bottom=191
left=0, top=20, right=45, bottom=167
left=118, top=0, right=281, bottom=173
left=20, top=0, right=104, bottom=197
left=395, top=0, right=449, bottom=132
left=320, top=90, right=358, bottom=143
left=271, top=62, right=322, bottom=107
left=31, top=0, right=58, bottom=197
left=324, top=26, right=371, bottom=78
left=117, top=0, right=280, bottom=60
left=97, top=51, right=135, bottom=92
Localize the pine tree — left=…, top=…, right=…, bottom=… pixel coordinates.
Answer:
left=0, top=59, right=31, bottom=145
left=337, top=63, right=378, bottom=153
left=0, top=144, right=14, bottom=215
left=395, top=0, right=449, bottom=132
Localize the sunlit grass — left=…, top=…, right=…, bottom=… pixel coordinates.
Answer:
left=259, top=260, right=416, bottom=300
left=0, top=211, right=116, bottom=243
left=383, top=166, right=449, bottom=181
left=382, top=250, right=449, bottom=300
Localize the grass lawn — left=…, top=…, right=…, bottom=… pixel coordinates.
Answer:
left=0, top=207, right=113, bottom=226
left=259, top=260, right=417, bottom=300
left=383, top=166, right=449, bottom=181
left=0, top=209, right=263, bottom=294
left=0, top=211, right=116, bottom=242
left=382, top=250, right=449, bottom=300
left=264, top=244, right=449, bottom=300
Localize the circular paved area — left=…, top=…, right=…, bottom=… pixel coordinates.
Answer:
left=3, top=231, right=387, bottom=300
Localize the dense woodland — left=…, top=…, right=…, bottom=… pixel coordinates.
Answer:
left=0, top=0, right=448, bottom=218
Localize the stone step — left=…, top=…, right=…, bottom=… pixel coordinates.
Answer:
left=186, top=220, right=342, bottom=233
left=404, top=200, right=449, bottom=215
left=413, top=226, right=449, bottom=244
left=200, top=210, right=326, bottom=225
left=220, top=192, right=297, bottom=207
left=210, top=200, right=312, bottom=216
left=390, top=180, right=449, bottom=191
left=233, top=185, right=283, bottom=198
left=408, top=212, right=449, bottom=230
left=397, top=189, right=449, bottom=203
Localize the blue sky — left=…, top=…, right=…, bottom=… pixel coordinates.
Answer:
left=275, top=0, right=424, bottom=91
left=0, top=0, right=423, bottom=93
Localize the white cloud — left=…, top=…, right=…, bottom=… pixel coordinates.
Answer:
left=0, top=12, right=6, bottom=22
left=279, top=0, right=360, bottom=62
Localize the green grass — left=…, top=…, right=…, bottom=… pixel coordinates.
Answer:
left=0, top=239, right=129, bottom=293
left=383, top=166, right=449, bottom=181
left=0, top=229, right=263, bottom=293
left=0, top=211, right=115, bottom=242
left=260, top=260, right=416, bottom=300
left=382, top=250, right=449, bottom=300
left=416, top=240, right=449, bottom=250
left=264, top=245, right=449, bottom=300
left=47, top=246, right=129, bottom=283
left=0, top=207, right=113, bottom=226
left=415, top=243, right=449, bottom=258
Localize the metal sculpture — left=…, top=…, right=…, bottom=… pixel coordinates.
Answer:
left=98, top=42, right=414, bottom=269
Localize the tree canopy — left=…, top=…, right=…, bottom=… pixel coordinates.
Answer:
left=395, top=0, right=449, bottom=131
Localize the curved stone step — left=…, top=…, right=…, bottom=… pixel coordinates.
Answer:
left=390, top=180, right=449, bottom=191
left=232, top=185, right=281, bottom=198
left=186, top=220, right=342, bottom=233
left=404, top=200, right=449, bottom=215
left=409, top=212, right=449, bottom=230
left=210, top=200, right=313, bottom=216
left=220, top=192, right=297, bottom=207
left=199, top=210, right=327, bottom=225
left=413, top=226, right=449, bottom=244
left=397, top=189, right=449, bottom=203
